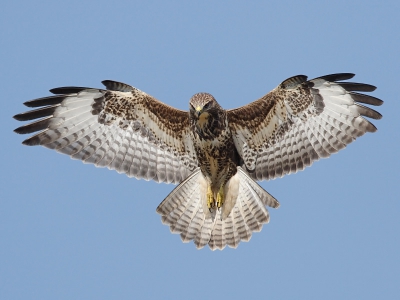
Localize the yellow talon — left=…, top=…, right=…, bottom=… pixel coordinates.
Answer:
left=207, top=185, right=214, bottom=210
left=217, top=186, right=224, bottom=209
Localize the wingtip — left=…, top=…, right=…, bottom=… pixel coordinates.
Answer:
left=13, top=127, right=22, bottom=134
left=366, top=84, right=377, bottom=92
left=49, top=86, right=91, bottom=95
left=49, top=87, right=66, bottom=94
left=23, top=101, right=33, bottom=107
left=21, top=138, right=38, bottom=146
left=13, top=113, right=23, bottom=121
left=367, top=122, right=378, bottom=133
left=315, top=73, right=356, bottom=82
left=339, top=82, right=377, bottom=92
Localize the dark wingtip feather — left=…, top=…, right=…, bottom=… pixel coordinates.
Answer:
left=318, top=73, right=355, bottom=82
left=49, top=86, right=91, bottom=94
left=365, top=121, right=378, bottom=133
left=350, top=92, right=383, bottom=106
left=355, top=104, right=382, bottom=120
left=13, top=113, right=23, bottom=121
left=14, top=117, right=52, bottom=134
left=338, top=82, right=376, bottom=92
left=24, top=95, right=68, bottom=108
left=22, top=136, right=41, bottom=146
left=13, top=105, right=58, bottom=121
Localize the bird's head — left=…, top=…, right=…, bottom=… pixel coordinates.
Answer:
left=189, top=93, right=222, bottom=138
left=189, top=92, right=217, bottom=119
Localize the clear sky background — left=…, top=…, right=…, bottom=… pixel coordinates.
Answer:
left=1, top=1, right=399, bottom=299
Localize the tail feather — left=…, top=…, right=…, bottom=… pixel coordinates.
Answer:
left=178, top=200, right=202, bottom=240
left=156, top=167, right=279, bottom=250
left=224, top=211, right=241, bottom=248
left=180, top=207, right=203, bottom=243
left=231, top=203, right=251, bottom=242
left=157, top=170, right=199, bottom=224
left=208, top=218, right=225, bottom=250
left=193, top=214, right=213, bottom=248
left=237, top=184, right=263, bottom=232
left=179, top=174, right=208, bottom=243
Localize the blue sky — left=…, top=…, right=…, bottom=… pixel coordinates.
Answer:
left=1, top=1, right=399, bottom=299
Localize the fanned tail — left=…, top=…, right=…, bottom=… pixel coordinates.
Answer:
left=156, top=167, right=279, bottom=250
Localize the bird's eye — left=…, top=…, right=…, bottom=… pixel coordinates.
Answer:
left=204, top=102, right=210, bottom=109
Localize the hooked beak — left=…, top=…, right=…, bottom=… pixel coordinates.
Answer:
left=195, top=106, right=203, bottom=118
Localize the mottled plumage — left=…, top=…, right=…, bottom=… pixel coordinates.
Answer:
left=14, top=73, right=382, bottom=250
left=188, top=93, right=239, bottom=208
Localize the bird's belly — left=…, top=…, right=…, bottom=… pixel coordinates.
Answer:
left=202, top=147, right=234, bottom=193
left=206, top=153, right=221, bottom=181
left=193, top=129, right=237, bottom=192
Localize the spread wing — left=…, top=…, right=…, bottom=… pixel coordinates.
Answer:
left=14, top=80, right=198, bottom=184
left=227, top=73, right=383, bottom=181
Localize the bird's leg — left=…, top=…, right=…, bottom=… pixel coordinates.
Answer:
left=207, top=185, right=215, bottom=211
left=217, top=185, right=224, bottom=210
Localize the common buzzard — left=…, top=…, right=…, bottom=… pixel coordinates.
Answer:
left=14, top=73, right=382, bottom=250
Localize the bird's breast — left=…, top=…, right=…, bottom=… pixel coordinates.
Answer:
left=196, top=112, right=210, bottom=130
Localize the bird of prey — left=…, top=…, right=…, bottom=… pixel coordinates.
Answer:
left=13, top=73, right=382, bottom=250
